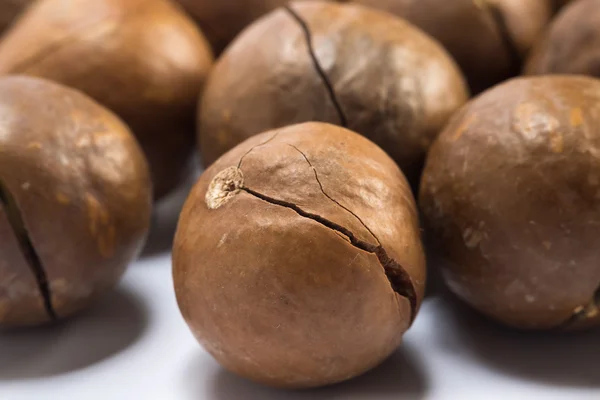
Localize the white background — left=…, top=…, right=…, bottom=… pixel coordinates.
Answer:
left=1, top=184, right=599, bottom=400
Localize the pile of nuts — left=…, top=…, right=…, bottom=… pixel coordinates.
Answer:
left=0, top=0, right=598, bottom=390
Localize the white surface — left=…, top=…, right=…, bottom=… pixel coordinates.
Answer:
left=1, top=194, right=599, bottom=400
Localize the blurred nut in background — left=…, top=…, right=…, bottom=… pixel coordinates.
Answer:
left=353, top=0, right=553, bottom=93
left=174, top=122, right=426, bottom=388
left=420, top=76, right=600, bottom=330
left=174, top=0, right=332, bottom=54
left=0, top=76, right=152, bottom=327
left=199, top=1, right=468, bottom=190
left=0, top=0, right=31, bottom=34
left=0, top=0, right=214, bottom=199
left=551, top=0, right=574, bottom=11
left=526, top=0, right=600, bottom=78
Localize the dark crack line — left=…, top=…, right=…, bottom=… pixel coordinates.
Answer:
left=559, top=283, right=600, bottom=329
left=238, top=132, right=281, bottom=169
left=483, top=2, right=522, bottom=75
left=284, top=5, right=348, bottom=127
left=285, top=143, right=382, bottom=246
left=240, top=185, right=417, bottom=321
left=0, top=179, right=56, bottom=320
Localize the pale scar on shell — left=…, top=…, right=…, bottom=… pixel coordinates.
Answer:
left=85, top=193, right=115, bottom=258
left=206, top=166, right=244, bottom=210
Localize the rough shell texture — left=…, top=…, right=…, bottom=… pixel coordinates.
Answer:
left=526, top=0, right=600, bottom=78
left=0, top=0, right=214, bottom=199
left=420, top=76, right=600, bottom=330
left=0, top=0, right=31, bottom=34
left=0, top=76, right=152, bottom=327
left=174, top=122, right=426, bottom=388
left=198, top=1, right=468, bottom=190
left=174, top=0, right=329, bottom=54
left=354, top=0, right=553, bottom=93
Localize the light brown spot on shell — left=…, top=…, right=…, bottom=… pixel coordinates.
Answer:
left=56, top=192, right=71, bottom=205
left=206, top=167, right=244, bottom=210
left=570, top=108, right=584, bottom=128
left=549, top=131, right=564, bottom=153
left=85, top=193, right=115, bottom=258
left=27, top=142, right=42, bottom=150
left=452, top=114, right=477, bottom=141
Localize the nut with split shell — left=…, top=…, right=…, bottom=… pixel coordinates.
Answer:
left=174, top=122, right=426, bottom=388
left=0, top=76, right=151, bottom=327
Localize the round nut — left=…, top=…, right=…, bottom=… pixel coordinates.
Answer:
left=526, top=0, right=600, bottom=79
left=420, top=76, right=600, bottom=330
left=354, top=0, right=553, bottom=93
left=174, top=122, right=426, bottom=388
left=0, top=76, right=151, bottom=327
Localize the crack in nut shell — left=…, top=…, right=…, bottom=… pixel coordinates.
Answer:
left=205, top=166, right=244, bottom=209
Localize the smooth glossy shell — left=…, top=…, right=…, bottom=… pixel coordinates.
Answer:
left=420, top=76, right=600, bottom=330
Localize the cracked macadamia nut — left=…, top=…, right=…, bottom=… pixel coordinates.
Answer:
left=420, top=76, right=600, bottom=330
left=174, top=122, right=426, bottom=388
left=353, top=0, right=553, bottom=93
left=0, top=0, right=214, bottom=199
left=0, top=76, right=151, bottom=327
left=174, top=0, right=332, bottom=54
left=198, top=1, right=468, bottom=190
left=526, top=0, right=600, bottom=78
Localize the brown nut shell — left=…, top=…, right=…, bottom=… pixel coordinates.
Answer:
left=0, top=0, right=30, bottom=34
left=0, top=76, right=152, bottom=327
left=0, top=0, right=214, bottom=199
left=525, top=0, right=600, bottom=79
left=354, top=0, right=553, bottom=93
left=420, top=76, right=600, bottom=330
left=198, top=1, right=468, bottom=190
left=174, top=122, right=426, bottom=388
left=174, top=0, right=331, bottom=54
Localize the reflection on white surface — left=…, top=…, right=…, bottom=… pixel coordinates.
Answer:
left=1, top=190, right=599, bottom=400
